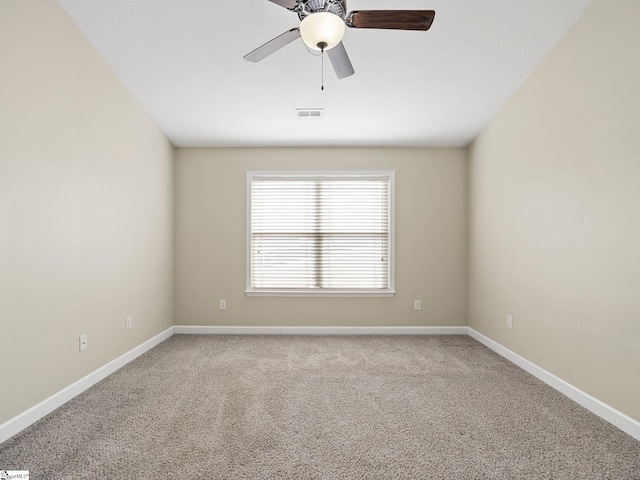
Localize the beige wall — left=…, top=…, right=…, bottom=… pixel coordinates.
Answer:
left=0, top=1, right=174, bottom=424
left=468, top=0, right=640, bottom=421
left=175, top=148, right=467, bottom=327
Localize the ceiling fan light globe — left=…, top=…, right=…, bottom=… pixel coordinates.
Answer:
left=300, top=12, right=345, bottom=51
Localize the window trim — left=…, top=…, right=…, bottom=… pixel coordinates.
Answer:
left=245, top=171, right=395, bottom=297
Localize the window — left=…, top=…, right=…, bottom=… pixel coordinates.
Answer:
left=246, top=172, right=395, bottom=296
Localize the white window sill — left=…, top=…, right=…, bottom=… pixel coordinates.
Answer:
left=245, top=290, right=396, bottom=298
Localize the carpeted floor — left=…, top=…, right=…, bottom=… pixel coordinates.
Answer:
left=1, top=334, right=639, bottom=479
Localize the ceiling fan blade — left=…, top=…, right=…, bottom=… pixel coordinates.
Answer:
left=327, top=42, right=354, bottom=79
left=268, top=0, right=298, bottom=9
left=243, top=28, right=301, bottom=63
left=347, top=10, right=435, bottom=31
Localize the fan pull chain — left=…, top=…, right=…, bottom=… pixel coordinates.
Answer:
left=321, top=47, right=324, bottom=91
left=318, top=42, right=327, bottom=91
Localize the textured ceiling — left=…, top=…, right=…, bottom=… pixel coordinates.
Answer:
left=57, top=0, right=592, bottom=147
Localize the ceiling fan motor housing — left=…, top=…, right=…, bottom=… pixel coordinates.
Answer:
left=295, top=0, right=346, bottom=20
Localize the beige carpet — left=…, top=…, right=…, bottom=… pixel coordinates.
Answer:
left=1, top=334, right=639, bottom=479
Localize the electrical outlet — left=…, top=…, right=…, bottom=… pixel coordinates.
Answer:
left=79, top=334, right=88, bottom=352
left=506, top=315, right=513, bottom=329
left=219, top=299, right=226, bottom=310
left=126, top=316, right=132, bottom=331
left=414, top=300, right=421, bottom=311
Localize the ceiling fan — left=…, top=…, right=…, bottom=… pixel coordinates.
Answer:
left=244, top=0, right=435, bottom=79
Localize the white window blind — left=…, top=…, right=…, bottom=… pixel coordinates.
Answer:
left=247, top=172, right=395, bottom=296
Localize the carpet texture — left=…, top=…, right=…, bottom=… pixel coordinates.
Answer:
left=1, top=335, right=639, bottom=479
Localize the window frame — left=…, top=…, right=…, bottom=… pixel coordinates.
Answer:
left=245, top=171, right=395, bottom=297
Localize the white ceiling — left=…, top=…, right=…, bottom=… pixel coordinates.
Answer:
left=57, top=0, right=592, bottom=148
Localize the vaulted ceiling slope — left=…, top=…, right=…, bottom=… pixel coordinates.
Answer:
left=58, top=0, right=592, bottom=147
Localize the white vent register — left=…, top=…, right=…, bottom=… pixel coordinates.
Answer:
left=296, top=108, right=323, bottom=118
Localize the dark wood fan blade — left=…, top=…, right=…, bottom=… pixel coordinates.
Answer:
left=347, top=10, right=435, bottom=31
left=268, top=0, right=298, bottom=9
left=327, top=42, right=355, bottom=79
left=243, top=29, right=301, bottom=63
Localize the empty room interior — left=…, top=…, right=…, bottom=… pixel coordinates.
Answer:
left=1, top=0, right=639, bottom=478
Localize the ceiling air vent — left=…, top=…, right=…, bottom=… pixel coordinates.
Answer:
left=296, top=108, right=323, bottom=118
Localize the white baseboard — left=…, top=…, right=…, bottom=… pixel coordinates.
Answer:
left=173, top=325, right=468, bottom=335
left=468, top=328, right=640, bottom=441
left=0, top=326, right=174, bottom=445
